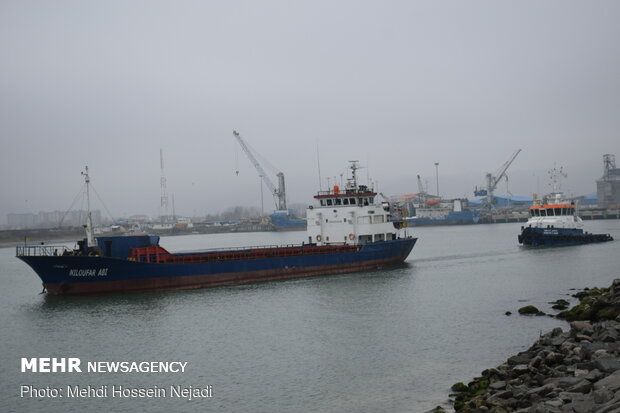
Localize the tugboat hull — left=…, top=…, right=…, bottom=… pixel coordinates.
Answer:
left=518, top=227, right=613, bottom=246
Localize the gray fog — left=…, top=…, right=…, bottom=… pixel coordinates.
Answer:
left=1, top=1, right=619, bottom=222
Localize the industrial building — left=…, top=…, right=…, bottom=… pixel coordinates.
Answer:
left=596, top=154, right=620, bottom=207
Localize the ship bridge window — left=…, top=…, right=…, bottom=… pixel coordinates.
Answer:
left=349, top=198, right=356, bottom=204
left=540, top=209, right=546, bottom=216
left=547, top=209, right=554, bottom=216
left=357, top=216, right=371, bottom=224
left=335, top=198, right=342, bottom=205
left=320, top=200, right=326, bottom=206
left=326, top=199, right=333, bottom=206
left=530, top=210, right=535, bottom=217
left=343, top=198, right=349, bottom=205
left=369, top=197, right=374, bottom=204
left=358, top=235, right=372, bottom=243
left=554, top=208, right=561, bottom=216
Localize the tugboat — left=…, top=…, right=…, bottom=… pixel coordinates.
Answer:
left=518, top=167, right=613, bottom=246
left=16, top=163, right=417, bottom=295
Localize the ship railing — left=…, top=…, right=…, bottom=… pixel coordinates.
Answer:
left=16, top=245, right=72, bottom=257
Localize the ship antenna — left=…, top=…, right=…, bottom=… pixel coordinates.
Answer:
left=548, top=165, right=567, bottom=194
left=81, top=166, right=96, bottom=248
left=349, top=160, right=359, bottom=190
left=160, top=148, right=169, bottom=223
left=316, top=141, right=322, bottom=191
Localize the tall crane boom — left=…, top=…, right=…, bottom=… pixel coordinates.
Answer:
left=416, top=174, right=428, bottom=202
left=232, top=130, right=287, bottom=211
left=475, top=149, right=522, bottom=207
left=416, top=174, right=426, bottom=195
left=490, top=149, right=521, bottom=193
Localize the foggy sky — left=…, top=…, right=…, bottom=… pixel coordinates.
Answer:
left=1, top=1, right=619, bottom=222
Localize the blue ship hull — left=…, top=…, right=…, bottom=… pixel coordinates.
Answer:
left=518, top=227, right=613, bottom=246
left=270, top=213, right=307, bottom=231
left=17, top=237, right=417, bottom=295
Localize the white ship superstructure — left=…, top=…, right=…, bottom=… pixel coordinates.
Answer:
left=524, top=193, right=583, bottom=230
left=307, top=161, right=402, bottom=246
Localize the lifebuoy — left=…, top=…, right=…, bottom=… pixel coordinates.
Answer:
left=316, top=235, right=322, bottom=242
left=348, top=233, right=355, bottom=240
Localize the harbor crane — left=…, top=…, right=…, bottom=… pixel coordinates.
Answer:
left=232, top=130, right=287, bottom=211
left=416, top=174, right=429, bottom=202
left=474, top=149, right=522, bottom=207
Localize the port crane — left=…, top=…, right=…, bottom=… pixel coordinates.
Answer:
left=232, top=130, right=287, bottom=211
left=474, top=149, right=522, bottom=207
left=416, top=174, right=429, bottom=202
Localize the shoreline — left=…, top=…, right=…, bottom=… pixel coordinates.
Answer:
left=443, top=279, right=620, bottom=413
left=0, top=227, right=277, bottom=248
left=0, top=228, right=84, bottom=248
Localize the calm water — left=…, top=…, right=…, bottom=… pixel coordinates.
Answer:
left=1, top=221, right=619, bottom=413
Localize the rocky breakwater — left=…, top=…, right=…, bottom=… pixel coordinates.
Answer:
left=451, top=279, right=620, bottom=413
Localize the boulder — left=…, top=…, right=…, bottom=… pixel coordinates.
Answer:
left=593, top=370, right=620, bottom=392
left=593, top=357, right=620, bottom=373
left=571, top=321, right=594, bottom=336
left=599, top=330, right=618, bottom=343
left=558, top=391, right=588, bottom=403
left=592, top=388, right=615, bottom=404
left=563, top=399, right=596, bottom=413
left=525, top=383, right=555, bottom=397
left=451, top=382, right=468, bottom=393
left=566, top=379, right=592, bottom=394
left=489, top=381, right=507, bottom=391
left=583, top=369, right=605, bottom=382
left=512, top=364, right=529, bottom=375
left=508, top=354, right=533, bottom=366
left=543, top=376, right=583, bottom=389
left=518, top=305, right=541, bottom=315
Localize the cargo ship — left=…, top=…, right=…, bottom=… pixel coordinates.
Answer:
left=269, top=210, right=307, bottom=231
left=16, top=163, right=416, bottom=295
left=518, top=193, right=613, bottom=246
left=404, top=198, right=480, bottom=226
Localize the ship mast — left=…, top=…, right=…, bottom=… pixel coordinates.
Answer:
left=160, top=148, right=169, bottom=223
left=547, top=165, right=568, bottom=202
left=350, top=160, right=359, bottom=189
left=81, top=166, right=96, bottom=247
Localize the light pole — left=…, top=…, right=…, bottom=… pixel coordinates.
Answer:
left=434, top=162, right=439, bottom=198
